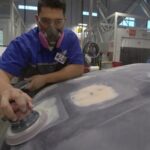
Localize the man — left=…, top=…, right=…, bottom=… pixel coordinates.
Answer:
left=0, top=0, right=84, bottom=121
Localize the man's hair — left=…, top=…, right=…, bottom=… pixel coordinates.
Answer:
left=38, top=0, right=66, bottom=15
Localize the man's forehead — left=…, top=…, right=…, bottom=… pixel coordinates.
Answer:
left=39, top=7, right=64, bottom=17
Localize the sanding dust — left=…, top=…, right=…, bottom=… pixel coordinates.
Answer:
left=6, top=110, right=47, bottom=145
left=6, top=98, right=59, bottom=145
left=34, top=98, right=59, bottom=129
left=71, top=84, right=118, bottom=107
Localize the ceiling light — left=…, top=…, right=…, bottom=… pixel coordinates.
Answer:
left=18, top=5, right=37, bottom=11
left=78, top=23, right=87, bottom=26
left=82, top=11, right=98, bottom=17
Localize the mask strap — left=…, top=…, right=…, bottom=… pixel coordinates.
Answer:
left=56, top=32, right=64, bottom=48
left=39, top=31, right=49, bottom=49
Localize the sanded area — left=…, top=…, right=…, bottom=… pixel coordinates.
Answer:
left=71, top=84, right=118, bottom=107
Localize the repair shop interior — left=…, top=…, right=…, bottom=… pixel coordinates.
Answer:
left=0, top=0, right=150, bottom=150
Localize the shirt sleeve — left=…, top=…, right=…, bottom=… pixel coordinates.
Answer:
left=0, top=36, right=30, bottom=77
left=66, top=32, right=84, bottom=65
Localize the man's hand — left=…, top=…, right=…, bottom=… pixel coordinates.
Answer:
left=26, top=75, right=47, bottom=91
left=0, top=87, right=32, bottom=121
left=26, top=64, right=84, bottom=91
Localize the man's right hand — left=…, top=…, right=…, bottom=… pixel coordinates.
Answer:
left=0, top=87, right=32, bottom=121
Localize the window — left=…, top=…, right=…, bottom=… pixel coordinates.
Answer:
left=119, top=17, right=135, bottom=27
left=147, top=20, right=150, bottom=29
left=0, top=30, right=3, bottom=45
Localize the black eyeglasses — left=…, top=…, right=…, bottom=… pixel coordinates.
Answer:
left=39, top=18, right=65, bottom=26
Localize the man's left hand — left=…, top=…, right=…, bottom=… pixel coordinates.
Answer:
left=26, top=75, right=47, bottom=91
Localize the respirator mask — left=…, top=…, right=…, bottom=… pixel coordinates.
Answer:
left=39, top=19, right=64, bottom=51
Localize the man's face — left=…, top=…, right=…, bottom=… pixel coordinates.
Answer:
left=36, top=7, right=65, bottom=31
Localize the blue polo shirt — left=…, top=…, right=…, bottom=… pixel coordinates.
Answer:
left=0, top=27, right=84, bottom=77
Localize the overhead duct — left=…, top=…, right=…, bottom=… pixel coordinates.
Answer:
left=97, top=0, right=108, bottom=23
left=125, top=0, right=142, bottom=14
left=117, top=0, right=142, bottom=25
left=144, top=0, right=150, bottom=5
left=140, top=0, right=150, bottom=18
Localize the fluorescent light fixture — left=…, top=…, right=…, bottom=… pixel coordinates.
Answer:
left=83, top=11, right=98, bottom=17
left=126, top=17, right=135, bottom=21
left=83, top=11, right=89, bottom=16
left=92, top=12, right=98, bottom=17
left=18, top=5, right=37, bottom=11
left=78, top=23, right=87, bottom=26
